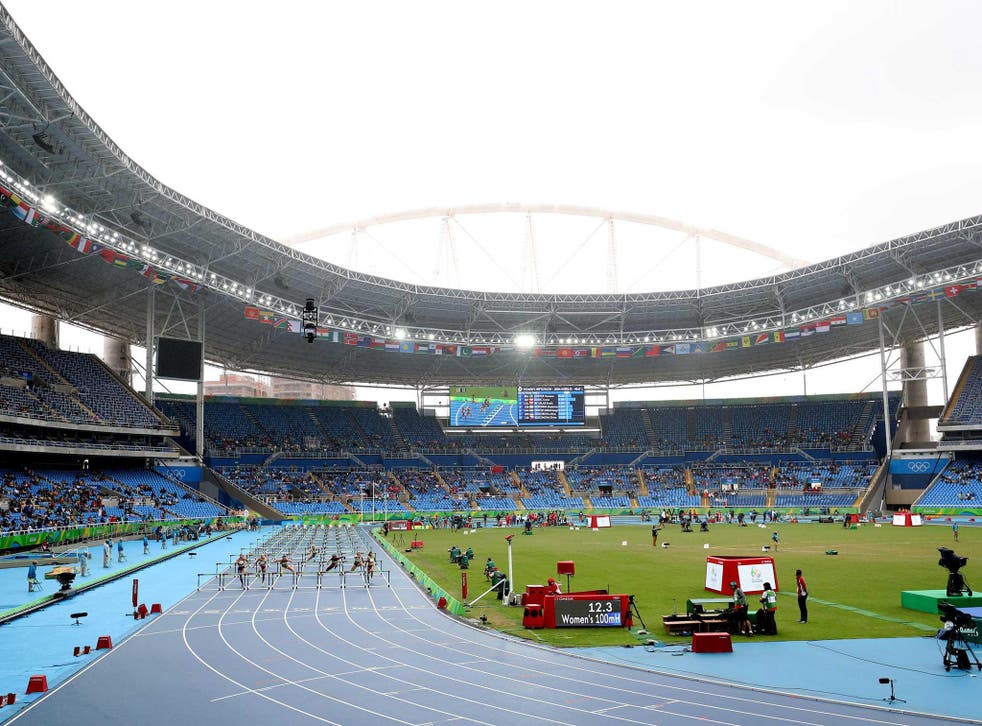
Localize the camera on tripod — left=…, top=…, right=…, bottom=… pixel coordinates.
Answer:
left=937, top=601, right=982, bottom=672
left=938, top=547, right=972, bottom=596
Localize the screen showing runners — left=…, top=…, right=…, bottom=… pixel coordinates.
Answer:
left=449, top=385, right=584, bottom=427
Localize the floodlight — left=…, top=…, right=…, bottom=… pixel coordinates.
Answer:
left=514, top=334, right=536, bottom=349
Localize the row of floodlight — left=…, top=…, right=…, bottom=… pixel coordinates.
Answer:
left=2, top=159, right=980, bottom=348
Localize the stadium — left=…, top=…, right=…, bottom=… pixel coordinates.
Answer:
left=1, top=3, right=982, bottom=724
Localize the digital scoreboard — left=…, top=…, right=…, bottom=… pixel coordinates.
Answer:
left=517, top=385, right=585, bottom=427
left=552, top=595, right=625, bottom=627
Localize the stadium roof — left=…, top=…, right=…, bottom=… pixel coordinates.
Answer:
left=1, top=8, right=981, bottom=388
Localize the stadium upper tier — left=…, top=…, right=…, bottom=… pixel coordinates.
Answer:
left=1, top=9, right=982, bottom=386
left=156, top=393, right=895, bottom=457
left=0, top=334, right=169, bottom=431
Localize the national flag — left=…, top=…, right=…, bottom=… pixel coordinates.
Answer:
left=924, top=288, right=945, bottom=302
left=741, top=336, right=752, bottom=348
left=534, top=347, right=556, bottom=358
left=724, top=340, right=739, bottom=350
left=644, top=345, right=660, bottom=357
left=945, top=284, right=965, bottom=298
left=571, top=347, right=590, bottom=358
left=600, top=347, right=617, bottom=358
left=140, top=264, right=166, bottom=284
left=754, top=333, right=770, bottom=345
left=99, top=248, right=130, bottom=268
left=711, top=341, right=728, bottom=353
left=342, top=332, right=359, bottom=346
left=399, top=341, right=416, bottom=353
left=772, top=331, right=785, bottom=343
left=864, top=308, right=880, bottom=320
left=815, top=321, right=830, bottom=333
left=440, top=344, right=457, bottom=356
left=675, top=342, right=691, bottom=355
left=631, top=346, right=645, bottom=357
left=173, top=278, right=201, bottom=292
left=556, top=348, right=572, bottom=359
left=829, top=315, right=847, bottom=326
left=385, top=340, right=400, bottom=352
left=784, top=330, right=800, bottom=340
left=846, top=311, right=864, bottom=325
left=661, top=345, right=676, bottom=355
left=286, top=320, right=303, bottom=334
left=244, top=307, right=260, bottom=320
left=799, top=325, right=814, bottom=337
left=9, top=202, right=32, bottom=223
left=472, top=346, right=491, bottom=356
left=616, top=346, right=634, bottom=358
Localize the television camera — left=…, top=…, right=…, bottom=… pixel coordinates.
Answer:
left=938, top=547, right=972, bottom=596
left=937, top=601, right=982, bottom=672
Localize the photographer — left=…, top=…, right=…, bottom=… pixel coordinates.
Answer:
left=756, top=582, right=778, bottom=635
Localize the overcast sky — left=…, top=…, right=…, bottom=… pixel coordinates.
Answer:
left=1, top=1, right=980, bottom=408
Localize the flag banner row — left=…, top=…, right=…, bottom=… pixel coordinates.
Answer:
left=0, top=183, right=200, bottom=293
left=243, top=278, right=979, bottom=360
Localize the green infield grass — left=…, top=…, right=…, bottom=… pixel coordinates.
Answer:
left=392, top=521, right=977, bottom=647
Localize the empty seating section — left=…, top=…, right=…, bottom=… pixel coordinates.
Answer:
left=401, top=470, right=467, bottom=511
left=250, top=404, right=318, bottom=452
left=473, top=496, right=517, bottom=510
left=728, top=404, right=792, bottom=449
left=692, top=465, right=771, bottom=491
left=917, top=459, right=982, bottom=506
left=773, top=462, right=877, bottom=489
left=565, top=466, right=637, bottom=495
left=21, top=339, right=161, bottom=428
left=349, top=407, right=397, bottom=449
left=309, top=407, right=366, bottom=450
left=521, top=494, right=584, bottom=509
left=947, top=357, right=982, bottom=424
left=0, top=335, right=162, bottom=428
left=645, top=407, right=688, bottom=450
left=518, top=468, right=564, bottom=495
left=640, top=466, right=686, bottom=493
left=636, top=490, right=701, bottom=508
left=796, top=399, right=883, bottom=448
left=599, top=410, right=647, bottom=447
left=393, top=407, right=448, bottom=448
left=693, top=407, right=725, bottom=449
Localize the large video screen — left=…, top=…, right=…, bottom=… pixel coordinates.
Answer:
left=449, top=385, right=585, bottom=427
left=155, top=337, right=202, bottom=382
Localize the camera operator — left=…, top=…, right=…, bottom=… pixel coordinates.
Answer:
left=756, top=582, right=778, bottom=635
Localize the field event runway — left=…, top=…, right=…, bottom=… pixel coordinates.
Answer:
left=8, top=543, right=958, bottom=726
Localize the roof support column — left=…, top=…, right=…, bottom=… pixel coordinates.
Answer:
left=976, top=323, right=982, bottom=356
left=900, top=338, right=930, bottom=443
left=145, top=286, right=155, bottom=405
left=876, top=315, right=892, bottom=457
left=31, top=314, right=58, bottom=348
left=103, top=336, right=132, bottom=386
left=196, top=302, right=205, bottom=460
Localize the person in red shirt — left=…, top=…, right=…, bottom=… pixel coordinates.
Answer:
left=796, top=568, right=808, bottom=623
left=546, top=577, right=562, bottom=595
